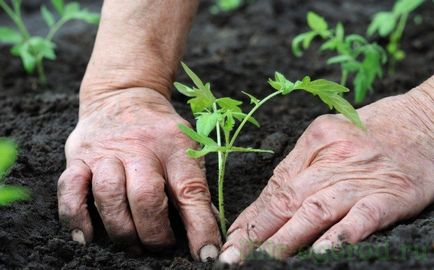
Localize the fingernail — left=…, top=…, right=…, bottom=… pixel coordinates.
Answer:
left=199, top=244, right=219, bottom=262
left=71, top=229, right=86, bottom=245
left=311, top=240, right=332, bottom=254
left=219, top=246, right=241, bottom=265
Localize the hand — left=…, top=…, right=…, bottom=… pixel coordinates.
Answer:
left=57, top=88, right=221, bottom=261
left=219, top=83, right=434, bottom=264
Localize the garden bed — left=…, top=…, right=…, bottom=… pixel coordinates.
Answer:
left=0, top=0, right=433, bottom=269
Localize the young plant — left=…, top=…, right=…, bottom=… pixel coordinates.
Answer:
left=0, top=0, right=100, bottom=84
left=210, top=0, right=243, bottom=14
left=367, top=0, right=425, bottom=71
left=175, top=63, right=363, bottom=237
left=292, top=12, right=387, bottom=103
left=0, top=139, right=29, bottom=206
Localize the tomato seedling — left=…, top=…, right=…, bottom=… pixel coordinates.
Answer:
left=0, top=139, right=29, bottom=206
left=367, top=0, right=425, bottom=72
left=0, top=0, right=100, bottom=84
left=292, top=12, right=387, bottom=104
left=175, top=62, right=363, bottom=237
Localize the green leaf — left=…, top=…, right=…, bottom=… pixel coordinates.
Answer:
left=242, top=91, right=260, bottom=105
left=63, top=3, right=100, bottom=24
left=292, top=32, right=309, bottom=57
left=367, top=12, right=396, bottom=37
left=0, top=185, right=30, bottom=206
left=307, top=11, right=328, bottom=33
left=268, top=72, right=295, bottom=94
left=186, top=145, right=222, bottom=158
left=319, top=93, right=364, bottom=129
left=232, top=112, right=260, bottom=127
left=41, top=5, right=55, bottom=27
left=216, top=97, right=242, bottom=112
left=174, top=82, right=195, bottom=97
left=181, top=62, right=206, bottom=90
left=394, top=0, right=425, bottom=14
left=0, top=27, right=22, bottom=44
left=11, top=43, right=37, bottom=74
left=0, top=139, right=17, bottom=179
left=178, top=124, right=217, bottom=146
left=196, top=112, right=220, bottom=136
left=320, top=38, right=337, bottom=51
left=28, top=37, right=56, bottom=60
left=51, top=0, right=64, bottom=15
left=326, top=54, right=353, bottom=65
left=222, top=111, right=235, bottom=134
left=179, top=63, right=216, bottom=113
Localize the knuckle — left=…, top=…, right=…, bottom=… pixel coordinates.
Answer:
left=306, top=114, right=336, bottom=141
left=353, top=200, right=382, bottom=228
left=300, top=196, right=336, bottom=226
left=129, top=181, right=165, bottom=208
left=268, top=186, right=299, bottom=219
left=173, top=177, right=210, bottom=205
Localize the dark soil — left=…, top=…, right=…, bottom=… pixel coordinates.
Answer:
left=1, top=0, right=433, bottom=269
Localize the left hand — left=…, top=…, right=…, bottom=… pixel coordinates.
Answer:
left=219, top=83, right=434, bottom=264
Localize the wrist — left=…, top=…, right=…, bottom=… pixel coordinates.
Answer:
left=79, top=87, right=174, bottom=119
left=403, top=76, right=434, bottom=134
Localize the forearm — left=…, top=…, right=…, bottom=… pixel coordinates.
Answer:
left=80, top=0, right=198, bottom=103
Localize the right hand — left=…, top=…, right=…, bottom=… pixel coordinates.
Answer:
left=57, top=87, right=221, bottom=261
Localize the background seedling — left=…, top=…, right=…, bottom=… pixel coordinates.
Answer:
left=292, top=12, right=387, bottom=104
left=0, top=139, right=29, bottom=206
left=210, top=0, right=243, bottom=14
left=0, top=0, right=100, bottom=84
left=175, top=63, right=363, bottom=236
left=367, top=0, right=425, bottom=72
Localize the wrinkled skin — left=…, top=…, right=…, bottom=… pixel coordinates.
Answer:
left=57, top=88, right=221, bottom=260
left=219, top=85, right=434, bottom=264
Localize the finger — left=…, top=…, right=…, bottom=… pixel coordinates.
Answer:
left=126, top=158, right=175, bottom=248
left=257, top=183, right=363, bottom=260
left=221, top=166, right=330, bottom=264
left=92, top=158, right=140, bottom=248
left=166, top=150, right=221, bottom=262
left=311, top=194, right=407, bottom=254
left=57, top=159, right=93, bottom=244
left=226, top=139, right=307, bottom=238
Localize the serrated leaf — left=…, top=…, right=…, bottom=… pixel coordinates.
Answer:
left=222, top=111, right=235, bottom=134
left=196, top=112, right=220, bottom=136
left=181, top=62, right=205, bottom=90
left=0, top=27, right=22, bottom=44
left=216, top=97, right=242, bottom=112
left=307, top=11, right=328, bottom=33
left=178, top=124, right=217, bottom=146
left=319, top=93, right=364, bottom=129
left=41, top=5, right=55, bottom=27
left=0, top=185, right=30, bottom=206
left=51, top=0, right=64, bottom=15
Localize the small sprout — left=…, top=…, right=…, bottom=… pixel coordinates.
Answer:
left=0, top=0, right=100, bottom=84
left=175, top=63, right=363, bottom=237
left=292, top=11, right=387, bottom=103
left=0, top=139, right=29, bottom=206
left=210, top=0, right=243, bottom=14
left=367, top=0, right=425, bottom=71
